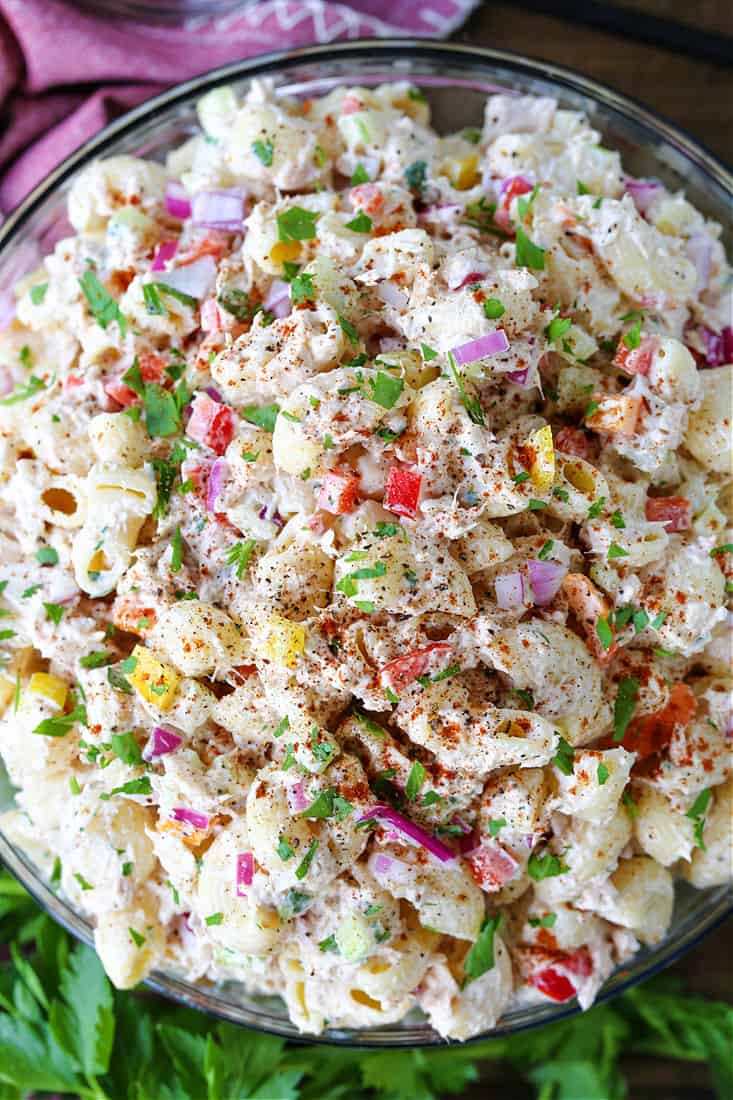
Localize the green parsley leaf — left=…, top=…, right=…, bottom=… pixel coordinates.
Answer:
left=78, top=270, right=127, bottom=335
left=252, top=138, right=274, bottom=166
left=110, top=732, right=143, bottom=766
left=608, top=541, right=629, bottom=560
left=277, top=836, right=295, bottom=861
left=611, top=510, right=626, bottom=529
left=528, top=851, right=569, bottom=881
left=224, top=539, right=256, bottom=578
left=367, top=371, right=404, bottom=409
left=614, top=677, right=640, bottom=741
left=290, top=272, right=315, bottom=304
left=277, top=206, right=319, bottom=242
left=488, top=817, right=507, bottom=837
left=107, top=777, right=152, bottom=798
left=30, top=282, right=48, bottom=305
left=242, top=403, right=280, bottom=432
left=421, top=343, right=438, bottom=361
left=686, top=789, right=712, bottom=850
left=538, top=539, right=554, bottom=560
left=596, top=615, right=614, bottom=651
left=338, top=314, right=359, bottom=347
left=32, top=704, right=87, bottom=738
left=43, top=603, right=65, bottom=626
left=142, top=283, right=167, bottom=315
left=597, top=762, right=610, bottom=785
left=587, top=496, right=606, bottom=519
left=463, top=914, right=503, bottom=985
left=405, top=761, right=426, bottom=801
left=623, top=317, right=642, bottom=349
left=577, top=180, right=590, bottom=195
left=529, top=912, right=558, bottom=928
left=205, top=912, right=223, bottom=926
left=515, top=226, right=545, bottom=270
left=545, top=314, right=573, bottom=343
left=295, top=839, right=319, bottom=880
left=552, top=737, right=575, bottom=776
left=350, top=162, right=371, bottom=185
left=448, top=352, right=485, bottom=426
left=0, top=374, right=47, bottom=406
left=345, top=211, right=372, bottom=233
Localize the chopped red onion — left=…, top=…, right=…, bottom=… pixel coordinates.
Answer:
left=528, top=558, right=567, bottom=605
left=458, top=828, right=481, bottom=857
left=191, top=189, right=246, bottom=231
left=165, top=180, right=192, bottom=220
left=358, top=804, right=457, bottom=863
left=500, top=173, right=533, bottom=198
left=506, top=367, right=530, bottom=386
left=686, top=233, right=713, bottom=291
left=0, top=293, right=15, bottom=332
left=624, top=177, right=664, bottom=217
left=286, top=780, right=308, bottom=814
left=698, top=325, right=727, bottom=366
left=264, top=278, right=291, bottom=319
left=157, top=255, right=217, bottom=301
left=368, top=851, right=412, bottom=882
left=724, top=327, right=733, bottom=362
left=236, top=852, right=254, bottom=895
left=495, top=571, right=526, bottom=609
left=151, top=240, right=178, bottom=272
left=171, top=807, right=209, bottom=831
left=206, top=458, right=228, bottom=513
left=452, top=329, right=509, bottom=366
left=450, top=268, right=490, bottom=291
left=143, top=725, right=182, bottom=761
left=204, top=385, right=222, bottom=401
left=258, top=501, right=284, bottom=528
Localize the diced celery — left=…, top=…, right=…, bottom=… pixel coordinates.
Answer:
left=197, top=85, right=239, bottom=140
left=335, top=913, right=372, bottom=962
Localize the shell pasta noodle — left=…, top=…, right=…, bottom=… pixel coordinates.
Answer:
left=0, top=75, right=732, bottom=1042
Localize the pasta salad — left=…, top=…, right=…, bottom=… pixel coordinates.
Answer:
left=0, top=78, right=731, bottom=1040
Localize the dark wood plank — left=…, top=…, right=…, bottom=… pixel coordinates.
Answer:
left=452, top=0, right=732, bottom=163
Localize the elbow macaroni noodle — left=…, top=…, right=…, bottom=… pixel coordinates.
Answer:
left=0, top=78, right=730, bottom=1040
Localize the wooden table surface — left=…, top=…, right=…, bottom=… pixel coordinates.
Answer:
left=454, top=0, right=732, bottom=165
left=449, top=3, right=732, bottom=1095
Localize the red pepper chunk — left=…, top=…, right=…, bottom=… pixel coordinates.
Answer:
left=379, top=641, right=452, bottom=693
left=645, top=495, right=692, bottom=532
left=104, top=351, right=168, bottom=408
left=186, top=393, right=236, bottom=455
left=528, top=947, right=592, bottom=1002
left=318, top=471, right=360, bottom=515
left=529, top=966, right=576, bottom=1002
left=465, top=841, right=519, bottom=892
left=384, top=467, right=422, bottom=518
left=614, top=336, right=658, bottom=376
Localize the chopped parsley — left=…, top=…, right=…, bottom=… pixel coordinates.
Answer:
left=597, top=763, right=610, bottom=786
left=367, top=371, right=404, bottom=410
left=0, top=375, right=47, bottom=406
left=170, top=526, right=184, bottom=573
left=277, top=836, right=295, bottom=862
left=78, top=270, right=127, bottom=335
left=276, top=207, right=319, bottom=242
left=295, top=839, right=320, bottom=880
left=252, top=139, right=274, bottom=166
left=608, top=542, right=629, bottom=560
left=242, top=404, right=280, bottom=432
left=224, top=539, right=256, bottom=578
left=405, top=761, right=426, bottom=801
left=613, top=677, right=639, bottom=742
left=344, top=211, right=372, bottom=233
left=515, top=226, right=545, bottom=270
left=483, top=298, right=505, bottom=320
left=587, top=497, right=606, bottom=519
left=32, top=704, right=87, bottom=739
left=552, top=737, right=575, bottom=776
left=448, top=353, right=485, bottom=427
left=30, top=282, right=48, bottom=305
left=462, top=914, right=503, bottom=986
left=338, top=314, right=359, bottom=347
left=290, top=272, right=315, bottom=304
left=686, top=789, right=712, bottom=850
left=529, top=912, right=557, bottom=929
left=596, top=616, right=614, bottom=651
left=528, top=851, right=569, bottom=881
left=43, top=603, right=65, bottom=626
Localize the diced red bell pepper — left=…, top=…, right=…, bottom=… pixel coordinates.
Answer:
left=528, top=947, right=592, bottom=1002
left=349, top=183, right=384, bottom=216
left=180, top=458, right=213, bottom=506
left=496, top=176, right=534, bottom=233
left=466, top=841, right=519, bottom=892
left=618, top=682, right=697, bottom=759
left=378, top=641, right=452, bottom=693
left=318, top=471, right=360, bottom=515
left=614, top=336, right=658, bottom=376
left=186, top=392, right=236, bottom=455
left=177, top=236, right=227, bottom=267
left=645, top=495, right=692, bottom=532
left=384, top=466, right=422, bottom=518
left=104, top=351, right=168, bottom=408
left=554, top=426, right=595, bottom=461
left=200, top=298, right=222, bottom=333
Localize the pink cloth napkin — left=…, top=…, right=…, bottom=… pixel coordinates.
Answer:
left=0, top=0, right=476, bottom=216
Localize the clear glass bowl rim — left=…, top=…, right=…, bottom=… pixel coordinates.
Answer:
left=0, top=38, right=731, bottom=1047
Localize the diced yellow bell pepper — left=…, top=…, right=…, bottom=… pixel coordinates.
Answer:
left=127, top=645, right=180, bottom=710
left=441, top=154, right=479, bottom=191
left=28, top=672, right=68, bottom=710
left=527, top=425, right=555, bottom=494
left=251, top=614, right=306, bottom=669
left=0, top=676, right=16, bottom=714
left=270, top=241, right=302, bottom=266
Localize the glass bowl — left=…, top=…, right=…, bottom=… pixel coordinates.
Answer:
left=0, top=40, right=730, bottom=1047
